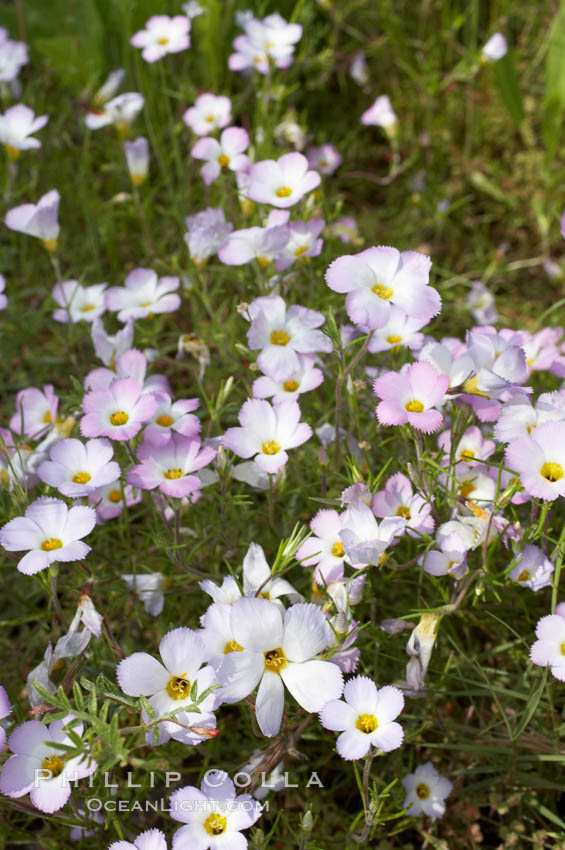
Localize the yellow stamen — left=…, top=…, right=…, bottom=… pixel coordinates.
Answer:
left=72, top=471, right=91, bottom=485
left=205, top=115, right=215, bottom=123
left=204, top=813, right=227, bottom=836
left=81, top=304, right=96, bottom=312
left=395, top=506, right=411, bottom=519
left=256, top=256, right=271, bottom=268
left=223, top=640, right=244, bottom=654
left=166, top=674, right=190, bottom=700
left=460, top=449, right=475, bottom=461
left=517, top=569, right=530, bottom=582
left=110, top=411, right=129, bottom=426
left=217, top=154, right=230, bottom=169
left=262, top=441, right=280, bottom=455
left=540, top=462, right=564, bottom=483
left=331, top=541, right=344, bottom=557
left=41, top=755, right=64, bottom=778
left=108, top=489, right=122, bottom=503
left=294, top=245, right=308, bottom=256
left=164, top=468, right=183, bottom=480
left=561, top=642, right=565, bottom=656
left=386, top=334, right=402, bottom=344
left=41, top=538, right=63, bottom=552
left=371, top=283, right=394, bottom=300
left=156, top=414, right=174, bottom=427
left=283, top=380, right=299, bottom=392
left=157, top=37, right=169, bottom=45
left=355, top=713, right=378, bottom=734
left=264, top=647, right=287, bottom=673
left=43, top=411, right=53, bottom=424
left=270, top=329, right=290, bottom=346
left=416, top=783, right=430, bottom=799
left=405, top=400, right=424, bottom=413
left=276, top=186, right=292, bottom=198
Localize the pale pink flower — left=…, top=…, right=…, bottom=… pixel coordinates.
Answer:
left=37, top=438, right=120, bottom=497
left=360, top=95, right=397, bottom=129
left=0, top=104, right=48, bottom=155
left=80, top=377, right=158, bottom=441
left=130, top=15, right=191, bottom=63
left=307, top=144, right=342, bottom=175
left=183, top=93, right=231, bottom=135
left=505, top=422, right=565, bottom=500
left=0, top=497, right=96, bottom=575
left=51, top=280, right=107, bottom=324
left=105, top=268, right=180, bottom=322
left=127, top=434, right=216, bottom=498
left=373, top=362, right=449, bottom=433
left=326, top=246, right=440, bottom=330
left=530, top=604, right=565, bottom=680
left=5, top=189, right=60, bottom=252
left=246, top=152, right=320, bottom=208
left=223, top=398, right=312, bottom=474
left=10, top=385, right=59, bottom=439
left=191, top=126, right=250, bottom=185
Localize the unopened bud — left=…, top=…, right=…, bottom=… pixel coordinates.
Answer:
left=301, top=810, right=314, bottom=833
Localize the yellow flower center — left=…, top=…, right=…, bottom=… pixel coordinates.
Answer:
left=108, top=489, right=122, bottom=503
left=41, top=237, right=58, bottom=253
left=81, top=304, right=96, bottom=312
left=157, top=37, right=169, bottom=45
left=356, top=713, right=378, bottom=734
left=540, top=462, right=564, bottom=483
left=259, top=591, right=271, bottom=599
left=561, top=642, right=565, bottom=656
left=276, top=186, right=292, bottom=198
left=223, top=640, right=244, bottom=654
left=156, top=414, right=174, bottom=427
left=205, top=115, right=215, bottom=123
left=72, top=471, right=91, bottom=484
left=463, top=375, right=486, bottom=397
left=416, top=783, right=430, bottom=799
left=386, top=334, right=402, bottom=344
left=256, top=255, right=271, bottom=268
left=164, top=468, right=183, bottom=480
left=166, top=674, right=191, bottom=700
left=405, top=400, right=424, bottom=413
left=270, top=329, right=290, bottom=346
left=331, top=541, right=344, bottom=557
left=264, top=647, right=288, bottom=673
left=262, top=441, right=280, bottom=455
left=43, top=411, right=53, bottom=423
left=110, top=411, right=129, bottom=426
left=294, top=245, right=308, bottom=256
left=283, top=379, right=299, bottom=392
left=395, top=505, right=411, bottom=519
left=41, top=755, right=64, bottom=778
left=459, top=481, right=475, bottom=499
left=460, top=449, right=475, bottom=461
left=517, top=569, right=530, bottom=582
left=140, top=301, right=153, bottom=308
left=204, top=813, right=227, bottom=836
left=218, top=154, right=230, bottom=169
left=41, top=538, right=63, bottom=552
left=371, top=283, right=394, bottom=300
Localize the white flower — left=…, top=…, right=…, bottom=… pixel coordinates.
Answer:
left=530, top=604, right=565, bottom=680
left=218, top=598, right=343, bottom=736
left=0, top=104, right=48, bottom=158
left=5, top=189, right=60, bottom=252
left=509, top=545, right=554, bottom=591
left=51, top=280, right=107, bottom=324
left=121, top=573, right=166, bottom=616
left=402, top=762, right=453, bottom=818
left=124, top=136, right=149, bottom=186
left=85, top=92, right=144, bottom=134
left=242, top=542, right=302, bottom=604
left=482, top=33, right=507, bottom=61
left=320, top=676, right=404, bottom=760
left=360, top=95, right=397, bottom=130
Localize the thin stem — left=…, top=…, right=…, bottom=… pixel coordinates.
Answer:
left=335, top=331, right=374, bottom=466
